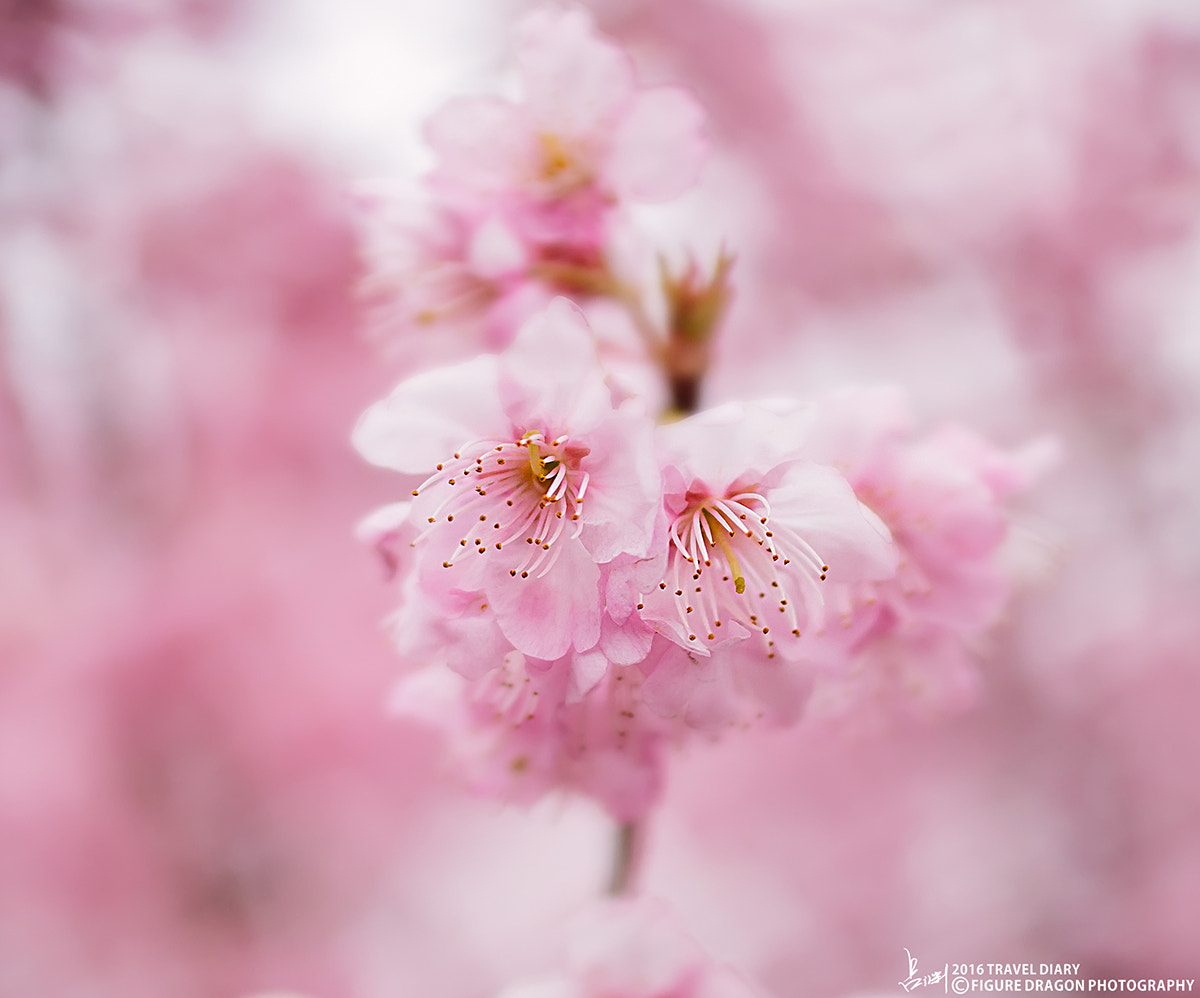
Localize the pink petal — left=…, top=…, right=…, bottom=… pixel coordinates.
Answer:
left=770, top=462, right=898, bottom=585
left=515, top=7, right=635, bottom=134
left=467, top=213, right=529, bottom=279
left=566, top=898, right=703, bottom=993
left=499, top=297, right=611, bottom=433
left=576, top=408, right=661, bottom=562
left=567, top=648, right=608, bottom=703
left=598, top=611, right=654, bottom=667
left=604, top=551, right=668, bottom=624
left=607, top=86, right=708, bottom=202
left=801, top=384, right=913, bottom=473
left=352, top=354, right=507, bottom=473
left=657, top=402, right=803, bottom=497
left=424, top=94, right=531, bottom=195
left=486, top=539, right=601, bottom=660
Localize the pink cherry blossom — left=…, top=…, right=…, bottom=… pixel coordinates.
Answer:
left=638, top=402, right=897, bottom=662
left=392, top=649, right=668, bottom=822
left=424, top=6, right=706, bottom=251
left=353, top=297, right=661, bottom=662
left=356, top=192, right=552, bottom=363
left=368, top=466, right=666, bottom=819
left=798, top=386, right=1055, bottom=717
left=625, top=402, right=896, bottom=733
left=495, top=895, right=773, bottom=998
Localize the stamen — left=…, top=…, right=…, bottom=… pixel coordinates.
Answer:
left=650, top=490, right=828, bottom=652
left=408, top=430, right=589, bottom=582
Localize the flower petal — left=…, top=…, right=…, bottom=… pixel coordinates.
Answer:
left=352, top=354, right=507, bottom=473
left=770, top=462, right=898, bottom=585
left=424, top=94, right=530, bottom=196
left=607, top=86, right=707, bottom=201
left=486, top=539, right=601, bottom=659
left=499, top=297, right=612, bottom=433
left=515, top=7, right=635, bottom=134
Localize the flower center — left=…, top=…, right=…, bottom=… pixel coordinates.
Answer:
left=536, top=132, right=591, bottom=193
left=657, top=492, right=829, bottom=655
left=411, top=431, right=590, bottom=579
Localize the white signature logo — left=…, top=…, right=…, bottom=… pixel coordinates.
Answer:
left=900, top=948, right=948, bottom=992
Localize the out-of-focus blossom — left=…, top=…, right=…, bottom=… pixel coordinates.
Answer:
left=495, top=895, right=773, bottom=998
left=358, top=193, right=552, bottom=363
left=361, top=4, right=707, bottom=359
left=0, top=0, right=239, bottom=98
left=798, top=386, right=1056, bottom=718
left=393, top=651, right=668, bottom=822
left=426, top=6, right=706, bottom=247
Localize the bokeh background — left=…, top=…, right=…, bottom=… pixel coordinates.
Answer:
left=3, top=0, right=1200, bottom=995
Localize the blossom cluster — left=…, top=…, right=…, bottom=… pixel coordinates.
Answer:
left=359, top=5, right=705, bottom=364
left=354, top=7, right=1044, bottom=824
left=356, top=296, right=1041, bottom=818
left=9, top=0, right=1200, bottom=993
left=351, top=6, right=1048, bottom=992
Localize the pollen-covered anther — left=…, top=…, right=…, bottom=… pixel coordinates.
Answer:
left=411, top=430, right=590, bottom=578
left=656, top=489, right=832, bottom=652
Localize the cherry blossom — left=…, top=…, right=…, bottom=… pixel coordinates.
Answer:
left=353, top=297, right=660, bottom=662
left=356, top=192, right=552, bottom=361
left=425, top=6, right=707, bottom=250
left=392, top=649, right=668, bottom=822
left=797, top=386, right=1056, bottom=715
left=638, top=402, right=897, bottom=661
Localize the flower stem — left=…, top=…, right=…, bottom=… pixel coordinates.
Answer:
left=607, top=820, right=643, bottom=895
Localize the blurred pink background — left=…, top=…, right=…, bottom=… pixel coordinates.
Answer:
left=3, top=1, right=1199, bottom=995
